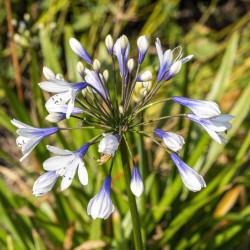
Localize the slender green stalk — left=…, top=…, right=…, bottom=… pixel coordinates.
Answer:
left=120, top=139, right=143, bottom=250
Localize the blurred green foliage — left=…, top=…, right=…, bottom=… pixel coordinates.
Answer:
left=0, top=0, right=250, bottom=249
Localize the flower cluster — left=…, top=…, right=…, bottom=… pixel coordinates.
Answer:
left=12, top=33, right=234, bottom=220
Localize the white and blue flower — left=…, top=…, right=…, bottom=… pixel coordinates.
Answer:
left=84, top=68, right=107, bottom=97
left=155, top=38, right=193, bottom=82
left=87, top=175, right=114, bottom=219
left=187, top=113, right=234, bottom=144
left=171, top=153, right=206, bottom=192
left=154, top=129, right=185, bottom=152
left=39, top=78, right=87, bottom=119
left=11, top=119, right=59, bottom=162
left=114, top=36, right=130, bottom=76
left=173, top=96, right=221, bottom=119
left=98, top=133, right=120, bottom=156
left=137, top=35, right=149, bottom=64
left=136, top=70, right=153, bottom=82
left=69, top=38, right=93, bottom=65
left=130, top=166, right=144, bottom=197
left=33, top=143, right=90, bottom=196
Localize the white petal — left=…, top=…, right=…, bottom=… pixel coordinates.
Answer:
left=22, top=137, right=43, bottom=155
left=155, top=38, right=163, bottom=65
left=180, top=55, right=194, bottom=64
left=39, top=78, right=70, bottom=93
left=202, top=125, right=222, bottom=144
left=78, top=160, right=88, bottom=186
left=60, top=165, right=77, bottom=191
left=11, top=119, right=32, bottom=129
left=46, top=145, right=72, bottom=155
left=43, top=155, right=75, bottom=171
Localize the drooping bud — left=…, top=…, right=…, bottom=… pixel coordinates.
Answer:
left=164, top=61, right=182, bottom=81
left=82, top=88, right=88, bottom=98
left=105, top=34, right=114, bottom=55
left=93, top=59, right=100, bottom=72
left=137, top=35, right=149, bottom=64
left=136, top=70, right=153, bottom=82
left=69, top=38, right=93, bottom=65
left=77, top=61, right=85, bottom=77
left=127, top=59, right=135, bottom=73
left=103, top=70, right=109, bottom=82
left=130, top=167, right=144, bottom=197
left=120, top=35, right=129, bottom=56
left=119, top=102, right=124, bottom=115
left=43, top=66, right=56, bottom=80
left=46, top=112, right=65, bottom=123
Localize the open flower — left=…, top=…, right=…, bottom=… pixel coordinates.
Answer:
left=98, top=133, right=120, bottom=156
left=154, top=129, right=185, bottom=152
left=39, top=78, right=87, bottom=119
left=11, top=119, right=59, bottom=162
left=87, top=176, right=114, bottom=219
left=171, top=153, right=206, bottom=192
left=155, top=38, right=193, bottom=82
left=173, top=96, right=221, bottom=119
left=187, top=113, right=234, bottom=144
left=130, top=167, right=144, bottom=197
left=33, top=143, right=90, bottom=196
left=45, top=95, right=83, bottom=122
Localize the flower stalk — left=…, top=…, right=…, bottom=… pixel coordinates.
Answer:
left=120, top=138, right=143, bottom=250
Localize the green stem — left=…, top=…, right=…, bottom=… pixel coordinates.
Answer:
left=120, top=139, right=143, bottom=250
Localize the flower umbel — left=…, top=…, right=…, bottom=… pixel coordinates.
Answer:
left=12, top=33, right=234, bottom=228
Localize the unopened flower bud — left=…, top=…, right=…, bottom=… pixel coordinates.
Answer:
left=93, top=59, right=100, bottom=72
left=77, top=61, right=85, bottom=77
left=136, top=70, right=153, bottom=82
left=137, top=35, right=149, bottom=64
left=120, top=35, right=128, bottom=55
left=119, top=103, right=124, bottom=115
left=164, top=61, right=182, bottom=81
left=142, top=88, right=148, bottom=97
left=130, top=167, right=144, bottom=197
left=46, top=112, right=65, bottom=123
left=82, top=88, right=87, bottom=98
left=103, top=70, right=109, bottom=82
left=24, top=13, right=30, bottom=22
left=43, top=66, right=56, bottom=80
left=127, top=59, right=135, bottom=73
left=105, top=34, right=113, bottom=55
left=56, top=74, right=64, bottom=80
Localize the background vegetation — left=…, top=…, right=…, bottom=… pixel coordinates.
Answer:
left=0, top=0, right=249, bottom=249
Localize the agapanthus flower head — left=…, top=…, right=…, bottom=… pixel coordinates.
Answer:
left=69, top=38, right=93, bottom=64
left=12, top=32, right=234, bottom=224
left=98, top=133, right=120, bottom=156
left=130, top=166, right=144, bottom=197
left=187, top=113, right=234, bottom=144
left=154, top=129, right=185, bottom=152
left=11, top=119, right=59, bottom=161
left=171, top=153, right=206, bottom=192
left=173, top=96, right=221, bottom=119
left=87, top=175, right=114, bottom=219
